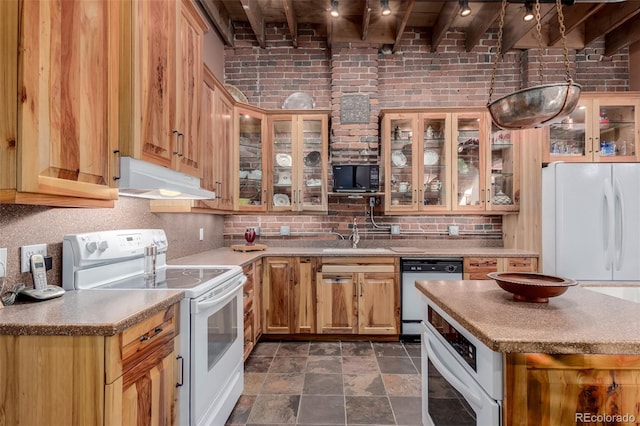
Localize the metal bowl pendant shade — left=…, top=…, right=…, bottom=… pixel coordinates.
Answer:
left=487, top=0, right=581, bottom=130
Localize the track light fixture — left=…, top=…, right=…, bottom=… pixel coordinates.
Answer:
left=523, top=1, right=534, bottom=22
left=330, top=0, right=339, bottom=18
left=381, top=0, right=391, bottom=16
left=459, top=0, right=472, bottom=17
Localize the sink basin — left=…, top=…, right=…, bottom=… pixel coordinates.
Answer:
left=322, top=248, right=390, bottom=254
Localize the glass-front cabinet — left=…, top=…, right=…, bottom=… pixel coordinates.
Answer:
left=543, top=93, right=639, bottom=163
left=268, top=112, right=329, bottom=212
left=235, top=106, right=267, bottom=211
left=382, top=108, right=519, bottom=214
left=382, top=112, right=450, bottom=213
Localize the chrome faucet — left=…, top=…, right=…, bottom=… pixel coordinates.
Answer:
left=351, top=218, right=360, bottom=248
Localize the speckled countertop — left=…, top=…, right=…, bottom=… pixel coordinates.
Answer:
left=0, top=290, right=184, bottom=336
left=171, top=246, right=538, bottom=267
left=415, top=280, right=640, bottom=355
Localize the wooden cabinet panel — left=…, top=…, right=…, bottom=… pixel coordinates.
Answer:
left=317, top=258, right=399, bottom=335
left=358, top=272, right=398, bottom=335
left=316, top=272, right=357, bottom=334
left=505, top=353, right=640, bottom=426
left=263, top=257, right=316, bottom=335
left=1, top=0, right=119, bottom=205
left=463, top=257, right=499, bottom=279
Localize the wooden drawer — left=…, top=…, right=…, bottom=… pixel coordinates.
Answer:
left=464, top=257, right=498, bottom=279
left=501, top=257, right=538, bottom=272
left=106, top=304, right=176, bottom=383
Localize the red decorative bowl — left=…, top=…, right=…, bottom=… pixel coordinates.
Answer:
left=487, top=272, right=577, bottom=303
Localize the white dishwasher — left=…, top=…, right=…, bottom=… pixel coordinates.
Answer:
left=401, top=258, right=463, bottom=338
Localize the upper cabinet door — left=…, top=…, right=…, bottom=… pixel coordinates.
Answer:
left=486, top=124, right=519, bottom=212
left=452, top=112, right=488, bottom=212
left=122, top=0, right=207, bottom=177
left=268, top=113, right=329, bottom=212
left=16, top=0, right=119, bottom=201
left=544, top=93, right=640, bottom=163
left=383, top=113, right=419, bottom=213
left=419, top=113, right=451, bottom=212
left=236, top=106, right=267, bottom=211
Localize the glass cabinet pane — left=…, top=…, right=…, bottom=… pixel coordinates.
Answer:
left=238, top=114, right=263, bottom=207
left=598, top=104, right=636, bottom=158
left=300, top=118, right=324, bottom=208
left=389, top=117, right=414, bottom=207
left=490, top=124, right=515, bottom=207
left=548, top=104, right=588, bottom=158
left=272, top=120, right=293, bottom=208
left=456, top=117, right=481, bottom=207
left=422, top=117, right=447, bottom=207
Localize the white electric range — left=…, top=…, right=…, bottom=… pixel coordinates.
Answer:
left=62, top=229, right=245, bottom=426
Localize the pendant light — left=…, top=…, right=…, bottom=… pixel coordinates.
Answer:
left=486, top=0, right=581, bottom=130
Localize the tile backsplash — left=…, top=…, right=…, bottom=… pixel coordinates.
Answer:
left=0, top=198, right=224, bottom=291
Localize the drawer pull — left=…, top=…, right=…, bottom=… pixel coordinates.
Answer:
left=140, top=326, right=163, bottom=342
left=176, top=355, right=184, bottom=387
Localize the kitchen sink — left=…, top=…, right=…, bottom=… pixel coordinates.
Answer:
left=322, top=248, right=391, bottom=254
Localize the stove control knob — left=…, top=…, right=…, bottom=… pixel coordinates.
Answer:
left=86, top=241, right=98, bottom=253
left=98, top=241, right=109, bottom=251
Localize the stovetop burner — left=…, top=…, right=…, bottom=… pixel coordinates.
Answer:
left=100, top=267, right=235, bottom=291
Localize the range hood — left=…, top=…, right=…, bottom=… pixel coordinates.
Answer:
left=117, top=157, right=215, bottom=200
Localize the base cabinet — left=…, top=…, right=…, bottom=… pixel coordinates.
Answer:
left=316, top=257, right=399, bottom=335
left=463, top=256, right=538, bottom=279
left=243, top=259, right=263, bottom=359
left=262, top=257, right=316, bottom=334
left=0, top=304, right=178, bottom=426
left=505, top=353, right=640, bottom=426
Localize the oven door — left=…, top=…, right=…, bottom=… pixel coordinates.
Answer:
left=190, top=274, right=246, bottom=426
left=421, top=323, right=501, bottom=426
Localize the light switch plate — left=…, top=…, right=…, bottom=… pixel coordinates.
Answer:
left=0, top=248, right=7, bottom=278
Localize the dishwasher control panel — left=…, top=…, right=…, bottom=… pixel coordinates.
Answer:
left=401, top=258, right=462, bottom=273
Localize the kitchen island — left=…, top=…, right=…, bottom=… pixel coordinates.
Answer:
left=416, top=280, right=640, bottom=425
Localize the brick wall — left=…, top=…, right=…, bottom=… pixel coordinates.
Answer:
left=223, top=23, right=630, bottom=244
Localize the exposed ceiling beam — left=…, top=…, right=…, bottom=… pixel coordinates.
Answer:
left=241, top=0, right=266, bottom=48
left=547, top=3, right=604, bottom=46
left=501, top=4, right=555, bottom=52
left=393, top=0, right=416, bottom=53
left=464, top=3, right=502, bottom=52
left=282, top=0, right=298, bottom=47
left=198, top=0, right=234, bottom=46
left=604, top=15, right=640, bottom=56
left=362, top=0, right=372, bottom=41
left=430, top=1, right=459, bottom=52
left=584, top=1, right=640, bottom=46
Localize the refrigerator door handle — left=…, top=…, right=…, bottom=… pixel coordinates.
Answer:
left=613, top=176, right=625, bottom=271
left=603, top=178, right=615, bottom=271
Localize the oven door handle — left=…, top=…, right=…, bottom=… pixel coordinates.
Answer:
left=425, top=334, right=483, bottom=410
left=192, top=275, right=247, bottom=312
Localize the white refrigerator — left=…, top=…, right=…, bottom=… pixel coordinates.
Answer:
left=542, top=162, right=640, bottom=282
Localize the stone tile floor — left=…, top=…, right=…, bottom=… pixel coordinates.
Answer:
left=225, top=340, right=422, bottom=426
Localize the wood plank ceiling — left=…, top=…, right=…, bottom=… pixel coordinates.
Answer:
left=199, top=0, right=640, bottom=56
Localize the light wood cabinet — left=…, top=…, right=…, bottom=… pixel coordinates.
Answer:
left=267, top=112, right=330, bottom=212
left=236, top=105, right=268, bottom=211
left=463, top=256, right=538, bottom=279
left=543, top=93, right=640, bottom=163
left=505, top=353, right=640, bottom=426
left=0, top=304, right=178, bottom=426
left=119, top=0, right=208, bottom=178
left=316, top=257, right=399, bottom=335
left=381, top=108, right=519, bottom=214
left=1, top=0, right=119, bottom=206
left=262, top=257, right=316, bottom=334
left=243, top=259, right=263, bottom=359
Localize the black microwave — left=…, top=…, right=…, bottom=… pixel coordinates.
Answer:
left=332, top=165, right=380, bottom=192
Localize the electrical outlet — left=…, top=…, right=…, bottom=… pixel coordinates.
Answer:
left=280, top=226, right=290, bottom=236
left=448, top=225, right=460, bottom=236
left=0, top=248, right=7, bottom=278
left=20, top=244, right=47, bottom=273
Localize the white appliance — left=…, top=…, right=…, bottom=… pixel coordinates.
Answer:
left=62, top=229, right=245, bottom=426
left=542, top=162, right=640, bottom=282
left=401, top=258, right=463, bottom=338
left=420, top=293, right=502, bottom=426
